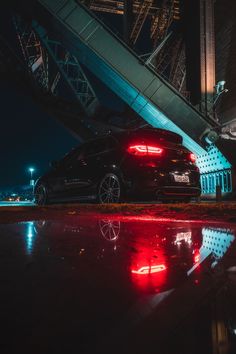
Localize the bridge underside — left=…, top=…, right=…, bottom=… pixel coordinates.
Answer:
left=1, top=0, right=235, bottom=197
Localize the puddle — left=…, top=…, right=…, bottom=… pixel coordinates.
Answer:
left=0, top=216, right=236, bottom=354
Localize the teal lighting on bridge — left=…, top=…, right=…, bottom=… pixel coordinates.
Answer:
left=188, top=227, right=235, bottom=275
left=34, top=0, right=233, bottom=195
left=87, top=58, right=207, bottom=156
left=201, top=227, right=235, bottom=260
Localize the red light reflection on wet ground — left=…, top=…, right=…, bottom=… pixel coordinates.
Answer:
left=131, top=264, right=166, bottom=274
left=0, top=215, right=235, bottom=354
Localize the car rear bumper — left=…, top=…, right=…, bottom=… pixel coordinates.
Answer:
left=156, top=186, right=201, bottom=198
left=124, top=168, right=201, bottom=199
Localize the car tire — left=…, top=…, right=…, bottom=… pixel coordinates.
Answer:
left=98, top=173, right=122, bottom=204
left=34, top=184, right=48, bottom=206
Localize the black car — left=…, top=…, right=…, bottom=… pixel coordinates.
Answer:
left=34, top=128, right=201, bottom=204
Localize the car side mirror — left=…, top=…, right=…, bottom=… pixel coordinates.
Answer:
left=50, top=160, right=59, bottom=169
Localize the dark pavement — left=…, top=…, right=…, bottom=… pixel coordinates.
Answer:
left=0, top=214, right=236, bottom=354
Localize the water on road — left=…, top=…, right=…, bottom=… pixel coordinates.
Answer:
left=0, top=215, right=236, bottom=354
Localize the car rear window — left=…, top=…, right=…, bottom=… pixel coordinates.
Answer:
left=112, top=129, right=183, bottom=145
left=127, top=129, right=183, bottom=145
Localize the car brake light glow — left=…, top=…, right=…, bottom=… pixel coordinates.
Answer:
left=189, top=153, right=196, bottom=163
left=127, top=145, right=163, bottom=156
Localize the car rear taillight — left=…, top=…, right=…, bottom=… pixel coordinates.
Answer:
left=127, top=144, right=163, bottom=156
left=189, top=153, right=196, bottom=163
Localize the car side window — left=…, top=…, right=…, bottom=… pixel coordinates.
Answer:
left=86, top=140, right=106, bottom=156
left=84, top=138, right=116, bottom=157
left=61, top=146, right=84, bottom=167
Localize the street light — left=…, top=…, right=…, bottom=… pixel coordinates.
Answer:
left=28, top=167, right=35, bottom=187
left=214, top=80, right=229, bottom=105
left=213, top=80, right=229, bottom=122
left=28, top=167, right=35, bottom=180
left=28, top=167, right=35, bottom=202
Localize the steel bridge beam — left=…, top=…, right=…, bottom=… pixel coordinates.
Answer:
left=9, top=0, right=234, bottom=196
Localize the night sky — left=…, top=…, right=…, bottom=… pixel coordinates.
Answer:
left=0, top=79, right=78, bottom=189
left=0, top=5, right=81, bottom=190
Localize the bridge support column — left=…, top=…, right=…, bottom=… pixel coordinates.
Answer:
left=200, top=0, right=216, bottom=116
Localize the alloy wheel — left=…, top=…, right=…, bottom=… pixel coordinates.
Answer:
left=99, top=219, right=121, bottom=241
left=98, top=174, right=121, bottom=203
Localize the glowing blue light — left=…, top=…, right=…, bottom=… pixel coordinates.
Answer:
left=25, top=222, right=36, bottom=255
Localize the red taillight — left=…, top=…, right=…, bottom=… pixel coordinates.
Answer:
left=127, top=144, right=163, bottom=156
left=189, top=153, right=196, bottom=163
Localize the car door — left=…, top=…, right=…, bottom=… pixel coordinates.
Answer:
left=47, top=146, right=89, bottom=201
left=60, top=145, right=93, bottom=200
left=46, top=148, right=80, bottom=200
left=64, top=138, right=115, bottom=199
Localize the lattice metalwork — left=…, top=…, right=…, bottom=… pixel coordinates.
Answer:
left=169, top=39, right=186, bottom=92
left=151, top=0, right=179, bottom=47
left=81, top=0, right=160, bottom=15
left=13, top=16, right=49, bottom=90
left=14, top=16, right=97, bottom=114
left=33, top=22, right=98, bottom=114
left=147, top=33, right=189, bottom=98
left=82, top=0, right=180, bottom=47
left=130, top=0, right=154, bottom=45
left=41, top=38, right=97, bottom=109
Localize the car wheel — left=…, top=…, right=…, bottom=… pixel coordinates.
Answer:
left=99, top=219, right=121, bottom=241
left=98, top=173, right=121, bottom=204
left=34, top=184, right=48, bottom=206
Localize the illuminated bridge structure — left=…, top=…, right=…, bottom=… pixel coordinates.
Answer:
left=188, top=227, right=235, bottom=275
left=1, top=0, right=235, bottom=197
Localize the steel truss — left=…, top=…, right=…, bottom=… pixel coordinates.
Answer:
left=14, top=16, right=98, bottom=117
left=81, top=0, right=161, bottom=15
left=146, top=33, right=189, bottom=98
left=82, top=0, right=180, bottom=47
left=35, top=31, right=97, bottom=113
left=13, top=16, right=49, bottom=90
left=151, top=0, right=179, bottom=47
left=130, top=0, right=154, bottom=45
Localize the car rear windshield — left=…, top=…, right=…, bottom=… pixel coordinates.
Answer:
left=127, top=129, right=183, bottom=145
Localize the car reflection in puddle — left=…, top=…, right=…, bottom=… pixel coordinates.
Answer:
left=0, top=217, right=236, bottom=354
left=17, top=219, right=236, bottom=308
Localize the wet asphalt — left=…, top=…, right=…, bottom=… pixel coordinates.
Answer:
left=0, top=214, right=236, bottom=354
